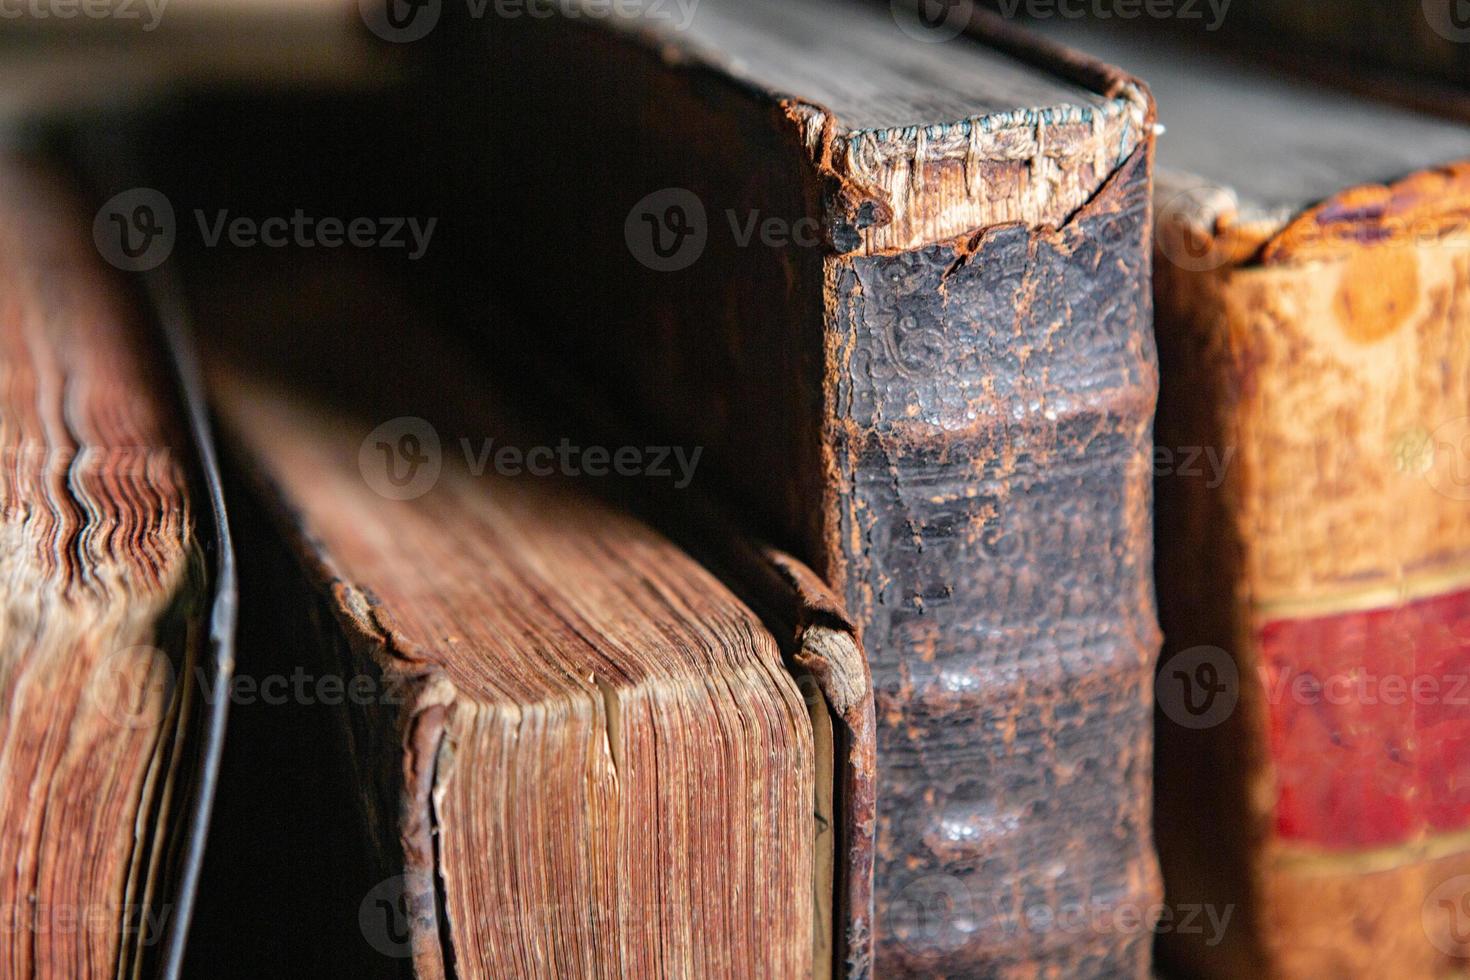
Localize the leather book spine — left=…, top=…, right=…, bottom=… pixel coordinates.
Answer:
left=825, top=144, right=1163, bottom=977
left=1154, top=165, right=1470, bottom=977
left=476, top=12, right=1163, bottom=975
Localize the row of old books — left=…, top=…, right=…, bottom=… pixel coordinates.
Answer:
left=2, top=1, right=1469, bottom=977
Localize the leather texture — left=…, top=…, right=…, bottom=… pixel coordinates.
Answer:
left=1153, top=163, right=1470, bottom=978
left=478, top=9, right=1162, bottom=975
left=829, top=145, right=1162, bottom=977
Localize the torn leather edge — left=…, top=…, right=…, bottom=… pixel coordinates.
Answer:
left=790, top=4, right=1155, bottom=256
left=1156, top=160, right=1470, bottom=270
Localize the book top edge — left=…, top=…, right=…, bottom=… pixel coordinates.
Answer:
left=558, top=0, right=1139, bottom=136
left=1033, top=19, right=1470, bottom=224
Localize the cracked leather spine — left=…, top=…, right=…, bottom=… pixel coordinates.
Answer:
left=826, top=146, right=1163, bottom=977
left=473, top=8, right=1164, bottom=975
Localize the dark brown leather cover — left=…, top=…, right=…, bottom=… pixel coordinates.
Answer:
left=473, top=8, right=1161, bottom=975
left=830, top=146, right=1162, bottom=976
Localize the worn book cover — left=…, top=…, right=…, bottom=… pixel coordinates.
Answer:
left=467, top=0, right=1165, bottom=973
left=174, top=247, right=870, bottom=978
left=1049, top=20, right=1470, bottom=978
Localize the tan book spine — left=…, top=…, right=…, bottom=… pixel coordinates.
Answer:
left=1154, top=163, right=1470, bottom=977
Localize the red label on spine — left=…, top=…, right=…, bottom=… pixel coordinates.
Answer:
left=1259, top=588, right=1470, bottom=848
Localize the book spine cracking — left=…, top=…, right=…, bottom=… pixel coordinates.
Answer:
left=828, top=145, right=1162, bottom=977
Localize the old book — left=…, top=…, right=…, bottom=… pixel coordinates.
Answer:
left=468, top=1, right=1165, bottom=974
left=0, top=149, right=233, bottom=979
left=1047, top=22, right=1470, bottom=979
left=192, top=250, right=859, bottom=977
